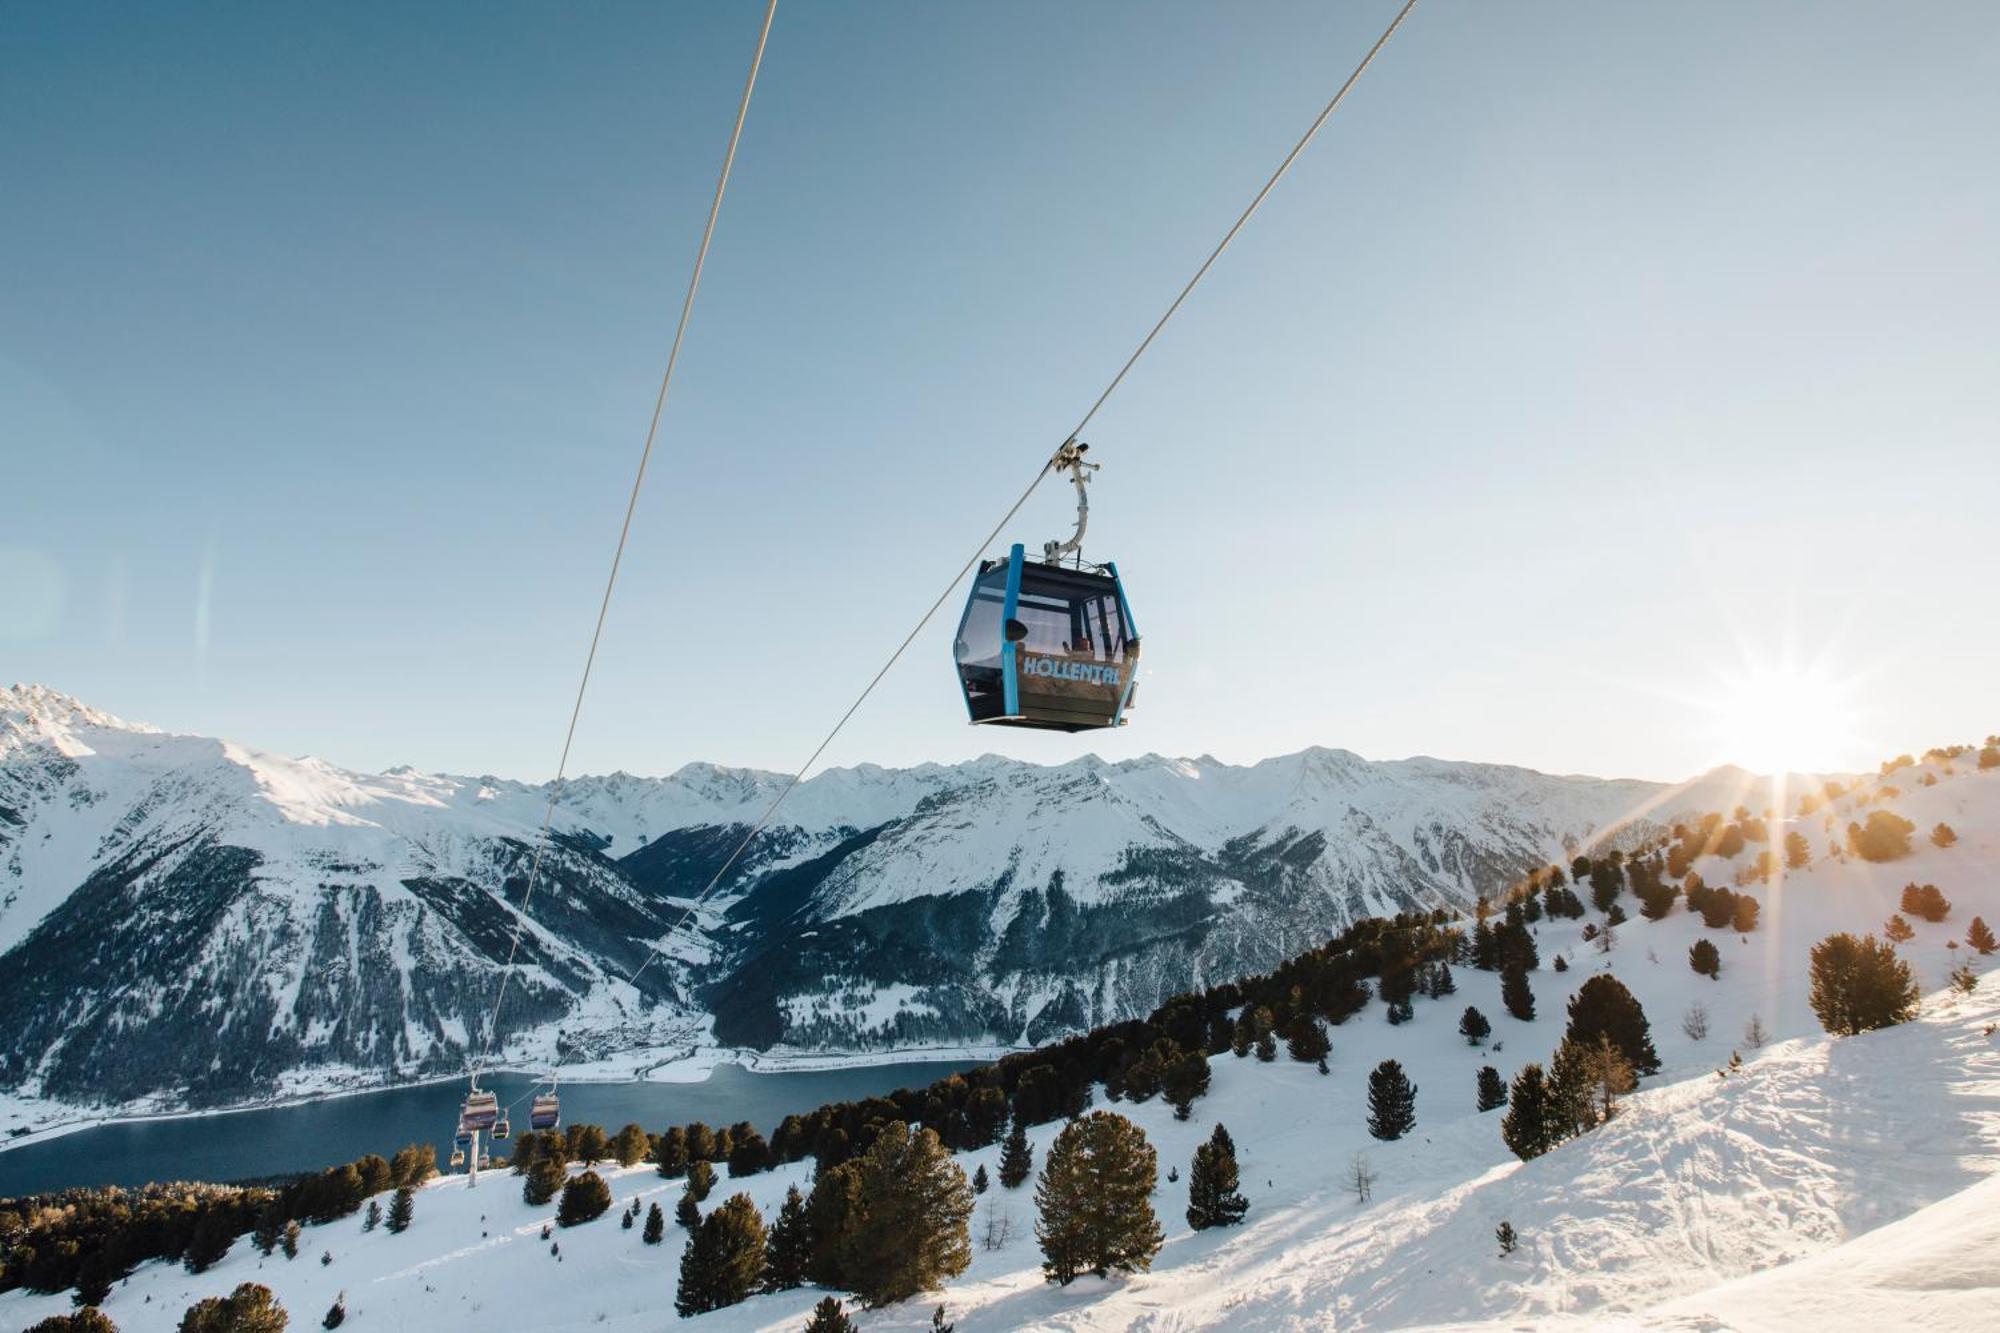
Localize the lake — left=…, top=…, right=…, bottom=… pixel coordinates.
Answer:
left=0, top=1061, right=979, bottom=1197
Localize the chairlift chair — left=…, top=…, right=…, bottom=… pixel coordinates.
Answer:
left=529, top=1080, right=561, bottom=1132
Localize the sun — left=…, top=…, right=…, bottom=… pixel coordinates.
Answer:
left=1700, top=658, right=1861, bottom=776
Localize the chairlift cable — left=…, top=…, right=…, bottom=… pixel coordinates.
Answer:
left=1063, top=0, right=1419, bottom=446
left=624, top=0, right=1420, bottom=984
left=470, top=0, right=779, bottom=1075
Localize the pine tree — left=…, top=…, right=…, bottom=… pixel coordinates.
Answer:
left=1635, top=877, right=1677, bottom=921
left=1458, top=1006, right=1492, bottom=1046
left=1475, top=1065, right=1506, bottom=1112
left=29, top=1315, right=118, bottom=1333
left=1496, top=919, right=1539, bottom=973
left=1567, top=1034, right=1635, bottom=1124
left=176, top=1282, right=288, bottom=1333
left=362, top=1199, right=381, bottom=1232
left=252, top=1203, right=285, bottom=1256
left=972, top=1164, right=989, bottom=1194
left=1931, top=822, right=1958, bottom=848
left=1285, top=1015, right=1331, bottom=1067
left=571, top=1123, right=609, bottom=1166
left=1969, top=916, right=1997, bottom=956
left=1847, top=811, right=1916, bottom=861
left=557, top=1171, right=611, bottom=1227
left=282, top=1220, right=301, bottom=1260
left=322, top=1294, right=346, bottom=1329
left=1948, top=961, right=1978, bottom=995
left=1035, top=1111, right=1164, bottom=1284
left=355, top=1154, right=392, bottom=1197
left=1563, top=974, right=1661, bottom=1074
left=1254, top=1030, right=1277, bottom=1062
left=930, top=1306, right=955, bottom=1333
left=184, top=1208, right=235, bottom=1273
left=1589, top=860, right=1623, bottom=913
left=998, top=1120, right=1034, bottom=1189
left=1546, top=1030, right=1597, bottom=1136
left=1906, top=882, right=1952, bottom=922
left=508, top=1130, right=544, bottom=1175
left=1884, top=913, right=1915, bottom=943
left=72, top=1251, right=116, bottom=1308
left=523, top=1156, right=565, bottom=1206
left=654, top=1125, right=690, bottom=1178
left=674, top=1193, right=767, bottom=1316
left=611, top=1122, right=650, bottom=1167
left=1496, top=1221, right=1517, bottom=1256
left=843, top=1121, right=974, bottom=1306
left=643, top=1201, right=665, bottom=1245
left=728, top=1129, right=772, bottom=1177
left=1500, top=1063, right=1556, bottom=1160
left=1784, top=830, right=1811, bottom=868
left=684, top=1121, right=718, bottom=1164
left=386, top=1186, right=414, bottom=1234
left=804, top=1161, right=864, bottom=1288
left=1230, top=1014, right=1254, bottom=1058
left=1160, top=1048, right=1212, bottom=1120
left=1808, top=932, right=1921, bottom=1034
left=761, top=1185, right=810, bottom=1291
left=686, top=1158, right=716, bottom=1203
left=1471, top=920, right=1498, bottom=970
left=1365, top=1059, right=1417, bottom=1141
left=1185, top=1123, right=1249, bottom=1230
left=802, top=1296, right=857, bottom=1333
left=676, top=1190, right=702, bottom=1230
left=1501, top=966, right=1535, bottom=1022
left=1689, top=938, right=1721, bottom=977
left=389, top=1142, right=436, bottom=1187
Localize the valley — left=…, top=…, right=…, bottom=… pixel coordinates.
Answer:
left=1, top=685, right=1766, bottom=1125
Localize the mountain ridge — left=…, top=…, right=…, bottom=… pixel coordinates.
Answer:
left=0, top=684, right=1805, bottom=1112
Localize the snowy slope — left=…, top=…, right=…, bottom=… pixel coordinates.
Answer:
left=6, top=750, right=1995, bottom=1331
left=1638, top=1170, right=2000, bottom=1331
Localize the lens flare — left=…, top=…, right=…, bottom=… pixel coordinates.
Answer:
left=1700, top=658, right=1861, bottom=776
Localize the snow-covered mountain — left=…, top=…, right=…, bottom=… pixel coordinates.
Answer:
left=0, top=684, right=1784, bottom=1111
left=4, top=742, right=1994, bottom=1332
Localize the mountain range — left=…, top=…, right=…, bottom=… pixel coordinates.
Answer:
left=0, top=684, right=1771, bottom=1109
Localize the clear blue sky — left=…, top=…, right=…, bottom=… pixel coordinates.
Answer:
left=6, top=1, right=1997, bottom=783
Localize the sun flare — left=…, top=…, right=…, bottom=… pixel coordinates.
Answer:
left=1701, top=659, right=1861, bottom=776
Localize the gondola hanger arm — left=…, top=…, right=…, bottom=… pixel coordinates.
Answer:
left=1043, top=440, right=1099, bottom=566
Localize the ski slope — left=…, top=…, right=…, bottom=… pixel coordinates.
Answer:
left=4, top=756, right=1996, bottom=1331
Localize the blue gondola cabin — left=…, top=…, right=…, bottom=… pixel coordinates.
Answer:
left=953, top=543, right=1139, bottom=732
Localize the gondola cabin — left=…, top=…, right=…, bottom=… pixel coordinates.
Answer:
left=460, top=1088, right=499, bottom=1132
left=953, top=544, right=1139, bottom=732
left=529, top=1091, right=561, bottom=1132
